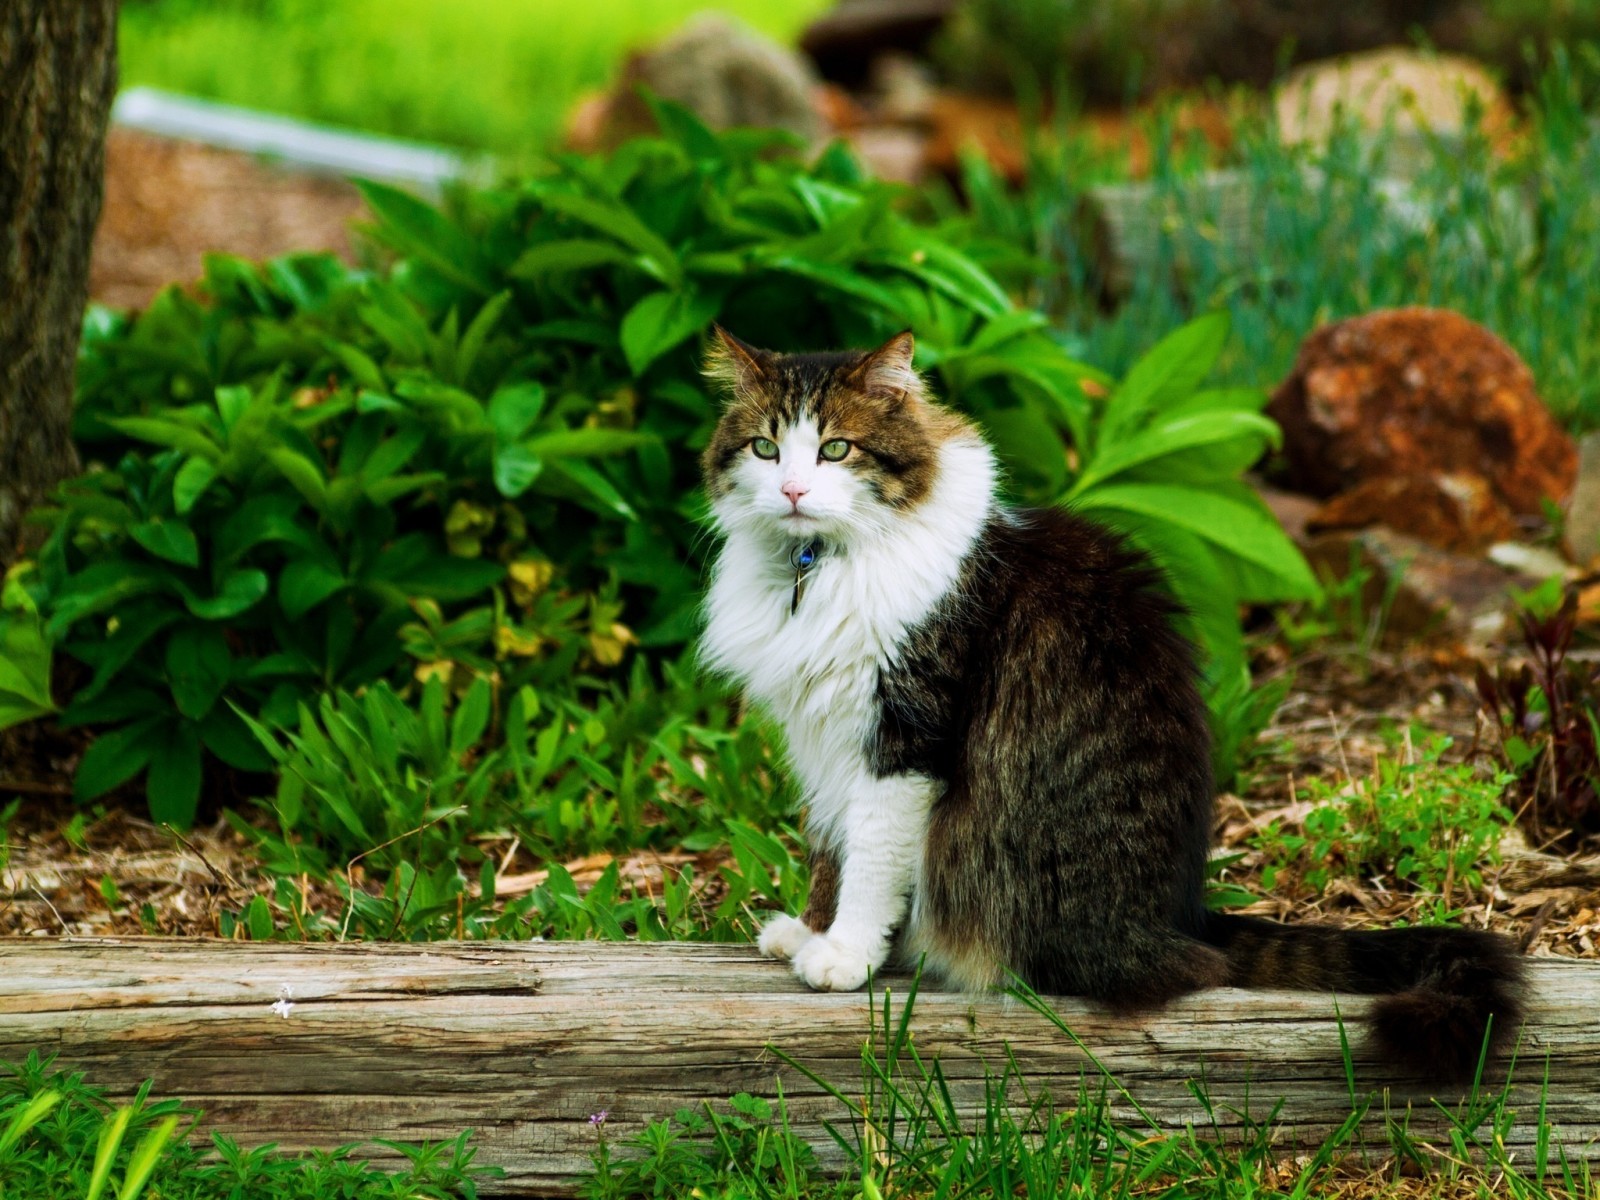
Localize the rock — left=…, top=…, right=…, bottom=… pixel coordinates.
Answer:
left=1302, top=526, right=1535, bottom=647
left=1485, top=541, right=1571, bottom=581
left=923, top=91, right=1026, bottom=183
left=1253, top=478, right=1320, bottom=546
left=1273, top=47, right=1517, bottom=173
left=1307, top=472, right=1520, bottom=554
left=566, top=15, right=824, bottom=151
left=1567, top=431, right=1600, bottom=568
left=801, top=0, right=957, bottom=87
left=1268, top=308, right=1578, bottom=520
left=843, top=125, right=928, bottom=183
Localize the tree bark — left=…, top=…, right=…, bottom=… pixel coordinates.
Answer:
left=0, top=2, right=116, bottom=564
left=2, top=939, right=1596, bottom=1195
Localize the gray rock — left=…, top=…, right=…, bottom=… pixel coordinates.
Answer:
left=1567, top=431, right=1600, bottom=567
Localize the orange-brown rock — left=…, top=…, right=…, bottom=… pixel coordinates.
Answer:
left=1268, top=308, right=1578, bottom=517
left=1307, top=472, right=1521, bottom=554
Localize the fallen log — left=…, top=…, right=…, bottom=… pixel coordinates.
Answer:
left=2, top=938, right=1596, bottom=1195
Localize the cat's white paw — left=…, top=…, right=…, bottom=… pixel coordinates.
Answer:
left=792, top=934, right=875, bottom=992
left=757, top=914, right=815, bottom=961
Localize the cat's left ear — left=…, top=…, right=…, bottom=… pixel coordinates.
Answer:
left=848, top=331, right=921, bottom=404
left=705, top=325, right=772, bottom=399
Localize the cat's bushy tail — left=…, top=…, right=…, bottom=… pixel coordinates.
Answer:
left=1202, top=914, right=1526, bottom=1081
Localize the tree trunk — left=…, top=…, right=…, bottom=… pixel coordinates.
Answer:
left=0, top=2, right=116, bottom=564
left=3, top=939, right=1596, bottom=1195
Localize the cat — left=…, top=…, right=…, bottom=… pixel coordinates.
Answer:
left=698, top=326, right=1525, bottom=1081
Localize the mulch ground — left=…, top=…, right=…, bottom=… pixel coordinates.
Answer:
left=4, top=641, right=1597, bottom=955
left=90, top=127, right=365, bottom=310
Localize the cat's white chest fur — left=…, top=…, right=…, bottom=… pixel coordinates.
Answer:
left=702, top=437, right=997, bottom=844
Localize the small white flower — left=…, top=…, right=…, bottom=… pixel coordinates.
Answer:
left=270, top=984, right=294, bottom=1019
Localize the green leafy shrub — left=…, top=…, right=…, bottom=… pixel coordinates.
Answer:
left=37, top=102, right=1310, bottom=826
left=0, top=568, right=55, bottom=732
left=1251, top=737, right=1514, bottom=924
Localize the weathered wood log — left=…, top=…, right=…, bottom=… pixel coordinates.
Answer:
left=2, top=939, right=1596, bottom=1196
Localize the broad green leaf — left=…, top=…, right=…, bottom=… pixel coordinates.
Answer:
left=266, top=447, right=328, bottom=511
left=392, top=377, right=486, bottom=429
left=329, top=341, right=386, bottom=391
left=547, top=459, right=637, bottom=520
left=363, top=471, right=446, bottom=505
left=1070, top=411, right=1280, bottom=495
left=200, top=705, right=275, bottom=772
left=45, top=560, right=168, bottom=636
left=892, top=239, right=1011, bottom=318
left=145, top=729, right=201, bottom=832
left=643, top=92, right=723, bottom=160
left=128, top=519, right=200, bottom=568
left=1100, top=311, right=1231, bottom=445
left=0, top=606, right=55, bottom=728
left=763, top=254, right=906, bottom=313
left=493, top=444, right=544, bottom=498
left=620, top=289, right=720, bottom=376
left=216, top=495, right=316, bottom=562
left=355, top=178, right=495, bottom=295
left=523, top=428, right=648, bottom=458
left=450, top=677, right=492, bottom=756
left=74, top=717, right=162, bottom=802
left=983, top=403, right=1067, bottom=496
left=172, top=457, right=218, bottom=514
left=360, top=427, right=427, bottom=481
left=147, top=721, right=202, bottom=829
left=103, top=417, right=221, bottom=461
left=244, top=895, right=273, bottom=941
left=456, top=290, right=511, bottom=383
left=528, top=186, right=682, bottom=285
left=279, top=560, right=346, bottom=620
left=487, top=381, right=548, bottom=443
left=165, top=625, right=232, bottom=720
left=184, top=569, right=269, bottom=620
left=509, top=238, right=636, bottom=278
left=1074, top=482, right=1318, bottom=601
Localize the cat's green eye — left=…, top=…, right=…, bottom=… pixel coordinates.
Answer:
left=819, top=439, right=851, bottom=462
left=751, top=438, right=779, bottom=460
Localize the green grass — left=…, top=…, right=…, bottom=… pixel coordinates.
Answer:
left=0, top=1052, right=493, bottom=1198
left=940, top=47, right=1600, bottom=433
left=583, top=976, right=1594, bottom=1199
left=118, top=0, right=830, bottom=155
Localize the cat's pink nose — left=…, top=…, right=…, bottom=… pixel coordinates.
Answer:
left=782, top=481, right=808, bottom=507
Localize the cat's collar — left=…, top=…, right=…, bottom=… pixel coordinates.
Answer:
left=788, top=538, right=822, bottom=616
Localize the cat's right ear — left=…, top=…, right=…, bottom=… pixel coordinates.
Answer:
left=705, top=325, right=771, bottom=398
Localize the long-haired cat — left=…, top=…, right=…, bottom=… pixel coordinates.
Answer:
left=699, top=327, right=1524, bottom=1080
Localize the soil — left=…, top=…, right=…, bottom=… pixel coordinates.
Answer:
left=90, top=127, right=366, bottom=310
left=4, top=642, right=1596, bottom=960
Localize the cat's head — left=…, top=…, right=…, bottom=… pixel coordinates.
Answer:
left=701, top=328, right=976, bottom=543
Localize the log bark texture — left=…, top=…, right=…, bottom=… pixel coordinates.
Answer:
left=2, top=939, right=1596, bottom=1196
left=0, top=1, right=115, bottom=561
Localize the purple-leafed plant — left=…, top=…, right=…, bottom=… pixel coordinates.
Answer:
left=1477, top=591, right=1600, bottom=849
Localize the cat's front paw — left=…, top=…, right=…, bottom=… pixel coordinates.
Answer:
left=757, top=914, right=815, bottom=961
left=792, top=933, right=876, bottom=992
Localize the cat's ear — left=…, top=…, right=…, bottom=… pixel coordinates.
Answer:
left=705, top=325, right=772, bottom=398
left=848, top=331, right=921, bottom=403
